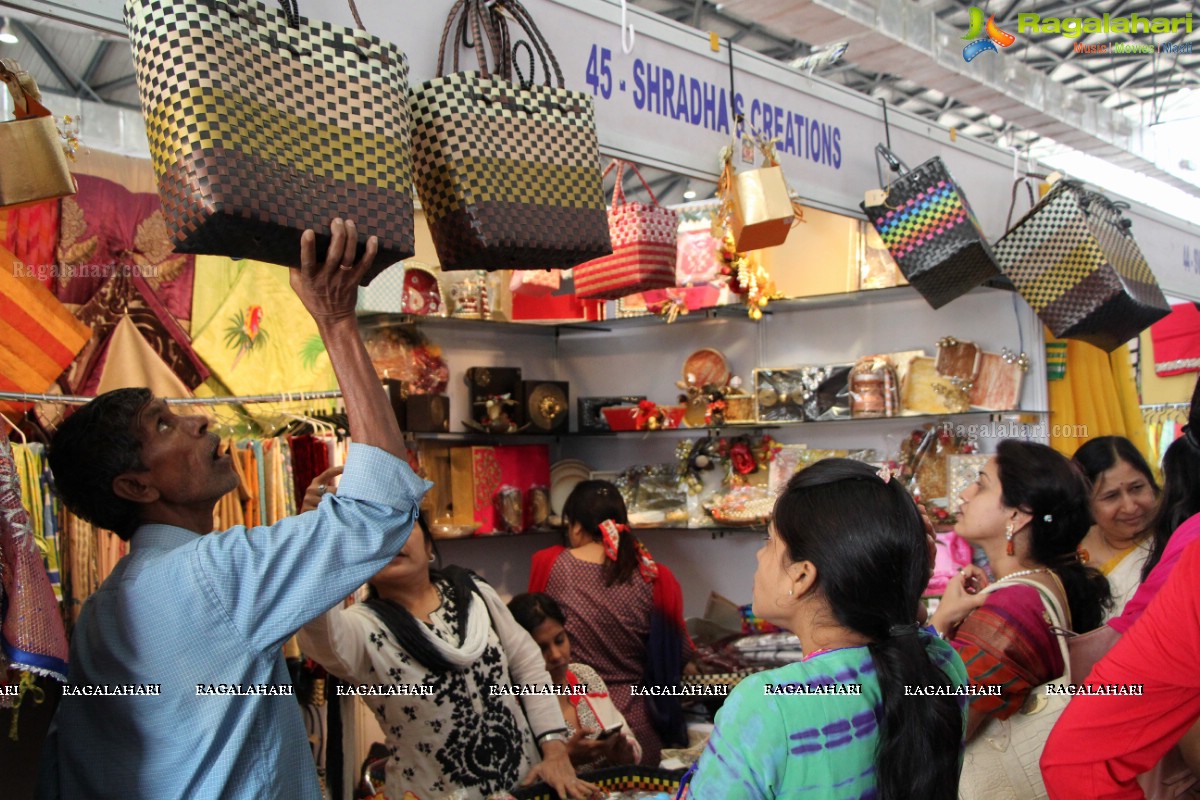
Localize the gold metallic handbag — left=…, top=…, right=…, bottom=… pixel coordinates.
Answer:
left=0, top=59, right=76, bottom=210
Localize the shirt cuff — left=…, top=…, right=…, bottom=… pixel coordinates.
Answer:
left=337, top=443, right=432, bottom=510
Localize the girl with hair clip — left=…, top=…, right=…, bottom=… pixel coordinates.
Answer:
left=529, top=480, right=694, bottom=767
left=682, top=459, right=967, bottom=799
left=930, top=440, right=1111, bottom=798
left=1072, top=435, right=1160, bottom=620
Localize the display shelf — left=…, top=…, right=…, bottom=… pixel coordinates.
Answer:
left=540, top=410, right=1043, bottom=438
left=357, top=284, right=1015, bottom=336
left=406, top=410, right=1047, bottom=442
left=432, top=524, right=766, bottom=541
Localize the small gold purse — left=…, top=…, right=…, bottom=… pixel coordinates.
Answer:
left=0, top=59, right=76, bottom=210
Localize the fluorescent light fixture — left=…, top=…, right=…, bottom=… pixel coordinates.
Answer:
left=0, top=20, right=18, bottom=45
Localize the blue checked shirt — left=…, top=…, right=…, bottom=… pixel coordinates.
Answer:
left=40, top=444, right=430, bottom=799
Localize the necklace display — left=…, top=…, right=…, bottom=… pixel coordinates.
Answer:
left=996, top=567, right=1051, bottom=583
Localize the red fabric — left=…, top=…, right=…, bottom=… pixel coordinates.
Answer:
left=1042, top=538, right=1200, bottom=798
left=2, top=200, right=60, bottom=289
left=1150, top=303, right=1200, bottom=377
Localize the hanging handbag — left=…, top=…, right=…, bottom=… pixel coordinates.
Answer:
left=409, top=0, right=610, bottom=272
left=124, top=0, right=414, bottom=283
left=861, top=145, right=1002, bottom=309
left=959, top=577, right=1072, bottom=800
left=574, top=161, right=678, bottom=300
left=0, top=60, right=77, bottom=210
left=993, top=179, right=1169, bottom=352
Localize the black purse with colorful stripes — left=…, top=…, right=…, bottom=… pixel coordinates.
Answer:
left=860, top=145, right=1003, bottom=309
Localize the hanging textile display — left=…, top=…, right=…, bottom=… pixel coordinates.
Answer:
left=1046, top=332, right=1152, bottom=464
left=191, top=257, right=337, bottom=396
left=409, top=0, right=610, bottom=271
left=0, top=246, right=91, bottom=419
left=56, top=173, right=196, bottom=326
left=1150, top=303, right=1200, bottom=377
left=93, top=315, right=193, bottom=399
left=0, top=438, right=69, bottom=692
left=1, top=200, right=61, bottom=290
left=59, top=272, right=208, bottom=396
left=124, top=0, right=414, bottom=280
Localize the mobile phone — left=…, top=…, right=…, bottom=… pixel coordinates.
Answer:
left=597, top=724, right=623, bottom=741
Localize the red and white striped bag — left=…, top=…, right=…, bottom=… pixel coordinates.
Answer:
left=574, top=161, right=677, bottom=299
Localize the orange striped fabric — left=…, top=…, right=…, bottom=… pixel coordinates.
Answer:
left=0, top=245, right=91, bottom=416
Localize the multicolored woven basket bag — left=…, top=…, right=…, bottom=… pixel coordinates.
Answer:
left=994, top=180, right=1169, bottom=352
left=861, top=144, right=1002, bottom=309
left=124, top=0, right=414, bottom=283
left=410, top=0, right=611, bottom=272
left=574, top=160, right=678, bottom=299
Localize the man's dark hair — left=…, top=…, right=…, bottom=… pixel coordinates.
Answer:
left=49, top=387, right=152, bottom=541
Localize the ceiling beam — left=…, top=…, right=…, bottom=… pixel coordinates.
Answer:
left=11, top=20, right=105, bottom=102
left=79, top=40, right=113, bottom=89
left=92, top=73, right=138, bottom=94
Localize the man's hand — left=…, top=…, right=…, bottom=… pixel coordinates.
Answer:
left=602, top=732, right=638, bottom=766
left=301, top=466, right=344, bottom=513
left=290, top=218, right=378, bottom=323
left=291, top=219, right=403, bottom=458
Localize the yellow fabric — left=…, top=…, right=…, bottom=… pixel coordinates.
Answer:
left=191, top=257, right=335, bottom=396
left=1048, top=330, right=1153, bottom=466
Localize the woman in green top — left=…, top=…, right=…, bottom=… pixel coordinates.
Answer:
left=685, top=459, right=967, bottom=799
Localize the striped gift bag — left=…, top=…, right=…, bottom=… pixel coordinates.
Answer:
left=0, top=246, right=91, bottom=417
left=574, top=161, right=678, bottom=300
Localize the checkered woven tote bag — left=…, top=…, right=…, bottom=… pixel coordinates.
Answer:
left=124, top=0, right=413, bottom=284
left=409, top=0, right=611, bottom=272
left=994, top=179, right=1169, bottom=352
left=574, top=160, right=678, bottom=300
left=860, top=144, right=1003, bottom=309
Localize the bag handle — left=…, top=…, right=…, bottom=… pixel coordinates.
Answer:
left=0, top=59, right=52, bottom=120
left=604, top=159, right=660, bottom=210
left=873, top=144, right=909, bottom=190
left=436, top=0, right=564, bottom=88
left=1003, top=173, right=1053, bottom=231
left=490, top=0, right=565, bottom=88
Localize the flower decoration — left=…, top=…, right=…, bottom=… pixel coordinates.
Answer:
left=634, top=399, right=666, bottom=431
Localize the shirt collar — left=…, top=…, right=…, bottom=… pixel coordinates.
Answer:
left=130, top=523, right=204, bottom=553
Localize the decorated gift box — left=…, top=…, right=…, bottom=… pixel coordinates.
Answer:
left=449, top=445, right=551, bottom=534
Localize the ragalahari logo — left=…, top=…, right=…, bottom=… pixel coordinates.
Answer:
left=962, top=8, right=1016, bottom=62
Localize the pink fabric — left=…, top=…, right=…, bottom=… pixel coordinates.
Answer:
left=1109, top=512, right=1200, bottom=634
left=925, top=531, right=974, bottom=597
left=0, top=438, right=68, bottom=690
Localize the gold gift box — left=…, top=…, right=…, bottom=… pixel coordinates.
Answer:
left=731, top=166, right=793, bottom=252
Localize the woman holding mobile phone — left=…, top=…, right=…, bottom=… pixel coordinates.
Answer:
left=510, top=592, right=642, bottom=771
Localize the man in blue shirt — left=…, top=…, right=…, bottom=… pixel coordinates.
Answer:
left=39, top=221, right=428, bottom=798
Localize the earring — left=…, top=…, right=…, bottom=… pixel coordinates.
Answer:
left=429, top=554, right=436, bottom=563
left=1005, top=521, right=1015, bottom=557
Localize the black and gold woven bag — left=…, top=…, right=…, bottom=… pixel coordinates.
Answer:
left=512, top=766, right=685, bottom=800
left=994, top=180, right=1169, bottom=352
left=124, top=0, right=413, bottom=283
left=410, top=0, right=611, bottom=271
